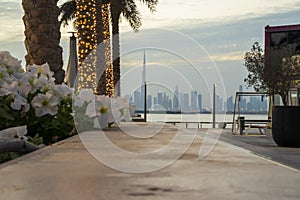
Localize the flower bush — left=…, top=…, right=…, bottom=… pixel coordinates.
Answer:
left=73, top=89, right=130, bottom=133
left=0, top=51, right=74, bottom=144
left=0, top=51, right=130, bottom=144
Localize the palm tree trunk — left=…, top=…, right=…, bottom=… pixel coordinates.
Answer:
left=95, top=0, right=107, bottom=95
left=111, top=3, right=121, bottom=97
left=75, top=0, right=97, bottom=91
left=95, top=2, right=114, bottom=97
left=102, top=3, right=114, bottom=97
left=22, top=0, right=64, bottom=84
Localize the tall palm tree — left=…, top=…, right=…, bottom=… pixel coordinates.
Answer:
left=75, top=0, right=98, bottom=91
left=22, top=0, right=65, bottom=84
left=60, top=0, right=112, bottom=95
left=60, top=0, right=158, bottom=95
left=101, top=2, right=114, bottom=97
left=95, top=0, right=107, bottom=95
left=99, top=2, right=114, bottom=97
left=110, top=0, right=158, bottom=96
left=110, top=0, right=141, bottom=96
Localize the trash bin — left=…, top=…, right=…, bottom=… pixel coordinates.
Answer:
left=238, top=117, right=245, bottom=135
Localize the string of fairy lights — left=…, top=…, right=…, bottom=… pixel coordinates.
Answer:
left=76, top=0, right=114, bottom=97
left=102, top=3, right=114, bottom=97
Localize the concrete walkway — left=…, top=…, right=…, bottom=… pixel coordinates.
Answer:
left=0, top=123, right=299, bottom=200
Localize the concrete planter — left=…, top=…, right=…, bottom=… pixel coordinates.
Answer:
left=272, top=106, right=300, bottom=147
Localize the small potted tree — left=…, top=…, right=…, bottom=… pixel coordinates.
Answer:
left=266, top=46, right=300, bottom=147
left=244, top=42, right=300, bottom=147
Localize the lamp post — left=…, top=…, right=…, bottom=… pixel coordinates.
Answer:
left=65, top=31, right=78, bottom=88
left=144, top=82, right=147, bottom=122
left=212, top=84, right=216, bottom=128
left=142, top=49, right=147, bottom=122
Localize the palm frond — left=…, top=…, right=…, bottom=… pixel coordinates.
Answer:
left=59, top=0, right=76, bottom=27
left=122, top=0, right=142, bottom=31
left=138, top=0, right=158, bottom=12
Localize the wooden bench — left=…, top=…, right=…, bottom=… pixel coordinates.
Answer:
left=236, top=118, right=271, bottom=135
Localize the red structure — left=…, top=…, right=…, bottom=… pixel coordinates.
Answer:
left=265, top=24, right=300, bottom=75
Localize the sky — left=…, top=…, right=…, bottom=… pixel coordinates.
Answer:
left=1, top=0, right=300, bottom=108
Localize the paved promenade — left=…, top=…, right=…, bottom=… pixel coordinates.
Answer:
left=0, top=123, right=299, bottom=200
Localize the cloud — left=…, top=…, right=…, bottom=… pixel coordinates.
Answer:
left=0, top=1, right=24, bottom=42
left=134, top=0, right=300, bottom=31
left=211, top=51, right=244, bottom=62
left=175, top=9, right=300, bottom=58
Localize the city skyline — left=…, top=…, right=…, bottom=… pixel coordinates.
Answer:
left=131, top=84, right=268, bottom=113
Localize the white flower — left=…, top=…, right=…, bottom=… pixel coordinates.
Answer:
left=85, top=95, right=111, bottom=128
left=0, top=67, right=13, bottom=85
left=109, top=96, right=131, bottom=124
left=51, top=83, right=72, bottom=99
left=85, top=100, right=98, bottom=118
left=85, top=95, right=130, bottom=128
left=0, top=76, right=32, bottom=99
left=0, top=51, right=23, bottom=75
left=10, top=93, right=30, bottom=112
left=16, top=74, right=32, bottom=98
left=109, top=98, right=121, bottom=124
left=85, top=97, right=109, bottom=118
left=0, top=81, right=18, bottom=96
left=31, top=92, right=59, bottom=117
left=73, top=88, right=94, bottom=107
left=34, top=74, right=49, bottom=88
left=26, top=63, right=53, bottom=79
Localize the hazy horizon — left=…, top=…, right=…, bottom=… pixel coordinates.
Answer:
left=1, top=0, right=300, bottom=108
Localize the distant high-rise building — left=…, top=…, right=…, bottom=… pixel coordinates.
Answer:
left=157, top=91, right=163, bottom=106
left=163, top=92, right=168, bottom=109
left=183, top=93, right=189, bottom=111
left=216, top=95, right=223, bottom=112
left=168, top=99, right=172, bottom=110
left=153, top=97, right=157, bottom=105
left=238, top=85, right=247, bottom=110
left=134, top=90, right=142, bottom=110
left=226, top=96, right=234, bottom=112
left=240, top=98, right=247, bottom=111
left=147, top=95, right=152, bottom=109
left=173, top=86, right=179, bottom=110
left=198, top=94, right=202, bottom=111
left=191, top=90, right=198, bottom=110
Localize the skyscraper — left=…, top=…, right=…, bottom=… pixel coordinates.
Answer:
left=239, top=85, right=246, bottom=110
left=141, top=49, right=146, bottom=110
left=216, top=95, right=223, bottom=112
left=157, top=91, right=163, bottom=106
left=191, top=90, right=198, bottom=110
left=134, top=90, right=142, bottom=110
left=153, top=97, right=157, bottom=105
left=173, top=85, right=179, bottom=110
left=147, top=95, right=152, bottom=109
left=226, top=96, right=234, bottom=112
left=198, top=94, right=202, bottom=111
left=183, top=93, right=189, bottom=111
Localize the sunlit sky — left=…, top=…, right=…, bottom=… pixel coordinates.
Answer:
left=1, top=0, right=300, bottom=107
